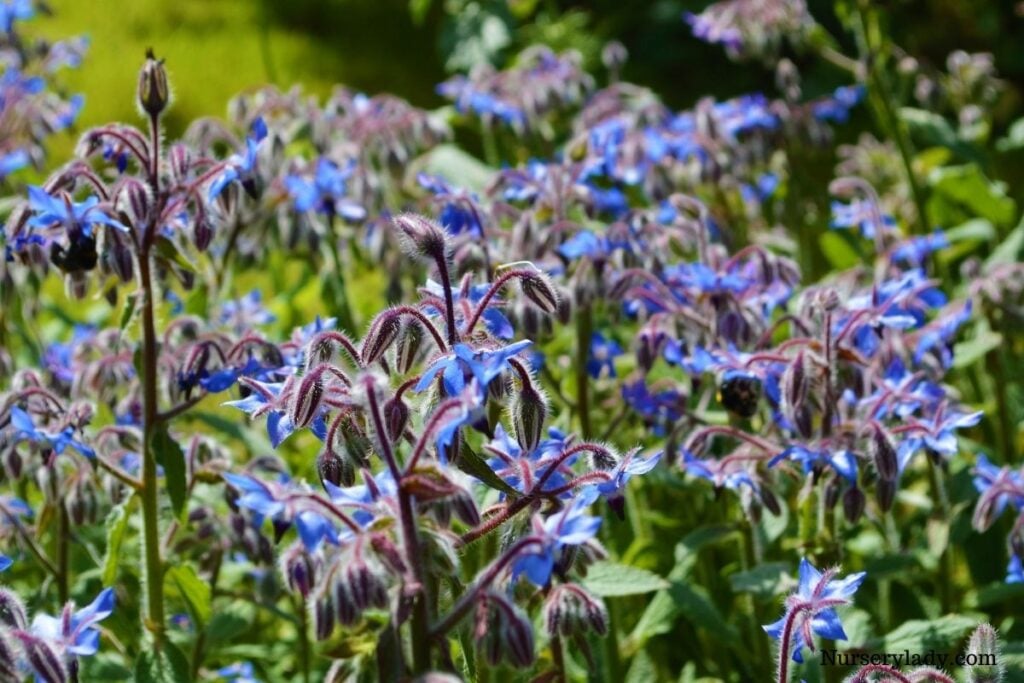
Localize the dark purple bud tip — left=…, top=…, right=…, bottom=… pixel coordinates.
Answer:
left=138, top=48, right=170, bottom=117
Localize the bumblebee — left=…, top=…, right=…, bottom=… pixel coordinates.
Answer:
left=49, top=234, right=98, bottom=274
left=718, top=371, right=761, bottom=418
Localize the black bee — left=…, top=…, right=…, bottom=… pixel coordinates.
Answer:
left=718, top=372, right=761, bottom=418
left=49, top=234, right=98, bottom=274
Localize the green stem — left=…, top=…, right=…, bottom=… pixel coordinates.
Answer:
left=575, top=303, right=593, bottom=439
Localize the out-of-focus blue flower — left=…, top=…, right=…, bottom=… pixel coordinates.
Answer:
left=891, top=231, right=948, bottom=266
left=0, top=554, right=11, bottom=572
left=914, top=300, right=972, bottom=368
left=220, top=290, right=275, bottom=331
left=595, top=449, right=661, bottom=503
left=484, top=425, right=575, bottom=496
left=621, top=380, right=684, bottom=434
left=31, top=587, right=116, bottom=657
left=0, top=149, right=28, bottom=177
left=6, top=406, right=95, bottom=458
left=209, top=117, right=267, bottom=200
left=42, top=324, right=95, bottom=384
left=417, top=173, right=484, bottom=237
left=223, top=473, right=341, bottom=551
left=0, top=0, right=32, bottom=33
left=763, top=558, right=865, bottom=663
left=1008, top=556, right=1024, bottom=584
left=896, top=406, right=983, bottom=471
left=285, top=157, right=366, bottom=221
left=813, top=85, right=865, bottom=123
left=514, top=487, right=602, bottom=586
left=769, top=445, right=858, bottom=484
left=415, top=340, right=532, bottom=397
left=683, top=451, right=759, bottom=493
left=224, top=381, right=327, bottom=448
left=830, top=198, right=895, bottom=239
left=972, top=454, right=1024, bottom=522
left=217, top=662, right=262, bottom=683
left=587, top=332, right=622, bottom=379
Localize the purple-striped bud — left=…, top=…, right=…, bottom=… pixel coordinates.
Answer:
left=0, top=631, right=19, bottom=681
left=843, top=486, right=866, bottom=523
left=117, top=178, right=151, bottom=229
left=871, top=426, right=898, bottom=482
left=137, top=48, right=170, bottom=117
left=876, top=477, right=896, bottom=513
left=317, top=446, right=352, bottom=488
left=369, top=533, right=407, bottom=576
left=383, top=397, right=409, bottom=444
left=395, top=321, right=425, bottom=374
left=544, top=584, right=608, bottom=638
left=313, top=590, right=336, bottom=641
left=193, top=215, right=214, bottom=252
left=0, top=587, right=28, bottom=629
left=780, top=352, right=808, bottom=425
left=280, top=543, right=317, bottom=599
left=289, top=370, right=325, bottom=429
left=392, top=213, right=449, bottom=262
left=361, top=312, right=402, bottom=365
left=520, top=270, right=559, bottom=315
left=512, top=382, right=547, bottom=453
left=964, top=623, right=1003, bottom=682
left=15, top=632, right=67, bottom=683
left=168, top=143, right=191, bottom=186
left=475, top=591, right=535, bottom=669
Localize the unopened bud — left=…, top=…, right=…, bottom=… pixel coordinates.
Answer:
left=280, top=543, right=316, bottom=599
left=0, top=588, right=28, bottom=629
left=965, top=623, right=1004, bottom=683
left=876, top=478, right=896, bottom=513
left=395, top=321, right=425, bottom=374
left=290, top=370, right=325, bottom=429
left=383, top=397, right=409, bottom=444
left=520, top=270, right=559, bottom=314
left=317, top=446, right=352, bottom=488
left=512, top=382, right=547, bottom=453
left=361, top=312, right=402, bottom=365
left=15, top=633, right=67, bottom=683
left=843, top=486, right=866, bottom=523
left=544, top=584, right=608, bottom=638
left=871, top=426, right=898, bottom=481
left=392, top=213, right=449, bottom=262
left=137, top=48, right=170, bottom=117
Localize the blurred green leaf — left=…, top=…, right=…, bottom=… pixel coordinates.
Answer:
left=729, top=562, right=791, bottom=599
left=819, top=231, right=861, bottom=270
left=929, top=164, right=1016, bottom=226
left=416, top=144, right=495, bottom=193
left=582, top=561, right=668, bottom=597
left=984, top=221, right=1024, bottom=272
left=101, top=495, right=135, bottom=585
left=151, top=424, right=187, bottom=520
left=872, top=614, right=977, bottom=652
left=134, top=642, right=191, bottom=683
left=165, top=564, right=212, bottom=630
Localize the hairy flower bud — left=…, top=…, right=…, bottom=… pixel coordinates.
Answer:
left=117, top=177, right=151, bottom=229
left=280, top=543, right=316, bottom=599
left=395, top=320, right=425, bottom=374
left=313, top=590, right=336, bottom=641
left=168, top=143, right=191, bottom=186
left=475, top=591, right=535, bottom=669
left=361, top=312, right=402, bottom=365
left=876, top=478, right=896, bottom=513
left=0, top=587, right=28, bottom=629
left=15, top=633, right=67, bottom=683
left=317, top=446, right=351, bottom=488
left=544, top=584, right=608, bottom=638
left=0, top=631, right=19, bottom=681
left=965, top=623, right=1004, bottom=683
left=520, top=270, right=559, bottom=314
left=392, top=213, right=449, bottom=262
left=137, top=48, right=170, bottom=117
left=289, top=370, right=325, bottom=429
left=512, top=381, right=547, bottom=453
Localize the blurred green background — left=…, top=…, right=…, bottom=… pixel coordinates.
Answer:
left=32, top=0, right=1024, bottom=143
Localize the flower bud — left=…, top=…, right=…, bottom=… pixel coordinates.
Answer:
left=289, top=370, right=325, bottom=429
left=876, top=478, right=896, bottom=513
left=544, top=584, right=608, bottom=638
left=395, top=321, right=424, bottom=375
left=871, top=426, right=898, bottom=482
left=760, top=486, right=782, bottom=517
left=15, top=632, right=67, bottom=683
left=137, top=48, right=170, bottom=117
left=168, top=143, right=191, bottom=186
left=193, top=214, right=214, bottom=252
left=475, top=591, right=535, bottom=669
left=520, top=270, right=559, bottom=315
left=0, top=631, right=20, bottom=681
left=361, top=312, right=402, bottom=365
left=317, top=446, right=351, bottom=488
left=117, top=177, right=151, bottom=229
left=383, top=396, right=409, bottom=444
left=313, top=590, right=336, bottom=641
left=964, top=623, right=1003, bottom=683
left=512, top=382, right=547, bottom=453
left=843, top=486, right=866, bottom=523
left=0, top=587, right=28, bottom=629
left=392, top=213, right=449, bottom=262
left=280, top=543, right=316, bottom=599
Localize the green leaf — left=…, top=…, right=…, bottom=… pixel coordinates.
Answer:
left=996, top=117, right=1024, bottom=152
left=456, top=443, right=518, bottom=497
left=728, top=562, right=792, bottom=599
left=929, top=164, right=1016, bottom=226
left=984, top=221, right=1024, bottom=273
left=133, top=642, right=191, bottom=682
left=151, top=424, right=188, bottom=520
left=901, top=107, right=978, bottom=161
left=818, top=231, right=861, bottom=270
left=165, top=564, right=212, bottom=630
left=952, top=326, right=1002, bottom=369
left=118, top=291, right=138, bottom=333
left=416, top=144, right=495, bottom=193
left=101, top=495, right=135, bottom=585
left=582, top=561, right=669, bottom=597
left=872, top=614, right=977, bottom=653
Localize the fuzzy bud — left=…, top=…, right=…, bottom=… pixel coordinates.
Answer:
left=383, top=396, right=409, bottom=444
left=520, top=270, right=559, bottom=315
left=395, top=320, right=425, bottom=374
left=511, top=381, right=547, bottom=453
left=280, top=543, right=316, bottom=599
left=168, top=143, right=191, bottom=186
left=313, top=590, right=336, bottom=641
left=392, top=213, right=449, bottom=262
left=361, top=312, right=402, bottom=365
left=475, top=591, right=535, bottom=669
left=117, top=177, right=151, bottom=229
left=876, top=478, right=896, bottom=513
left=0, top=587, right=28, bottom=629
left=0, top=631, right=19, bottom=681
left=137, top=48, right=170, bottom=117
left=317, top=446, right=351, bottom=488
left=965, top=623, right=1004, bottom=683
left=543, top=584, right=608, bottom=638
left=15, top=633, right=67, bottom=683
left=289, top=370, right=325, bottom=429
